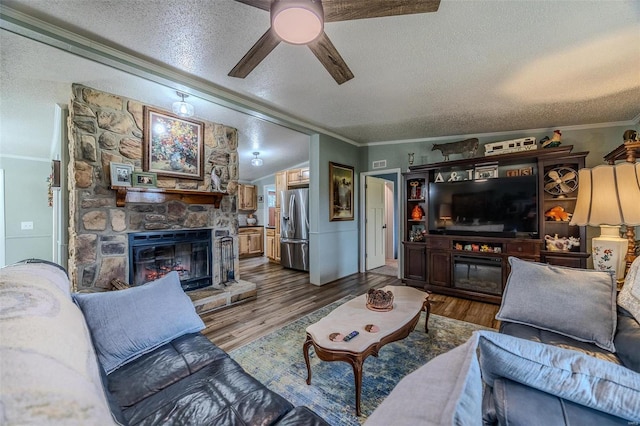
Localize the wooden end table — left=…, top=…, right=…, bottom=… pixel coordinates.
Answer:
left=302, top=286, right=430, bottom=416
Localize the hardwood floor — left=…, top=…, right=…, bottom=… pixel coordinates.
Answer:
left=201, top=256, right=500, bottom=352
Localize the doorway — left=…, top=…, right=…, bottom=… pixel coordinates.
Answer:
left=359, top=169, right=402, bottom=277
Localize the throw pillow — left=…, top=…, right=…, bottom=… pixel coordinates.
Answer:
left=618, top=256, right=640, bottom=323
left=365, top=333, right=482, bottom=425
left=496, top=257, right=617, bottom=352
left=74, top=271, right=205, bottom=374
left=477, top=330, right=640, bottom=422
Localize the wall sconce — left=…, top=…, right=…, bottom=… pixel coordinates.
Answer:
left=172, top=92, right=195, bottom=118
left=251, top=152, right=264, bottom=167
left=570, top=162, right=640, bottom=280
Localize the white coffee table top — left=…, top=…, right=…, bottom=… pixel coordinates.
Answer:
left=305, top=286, right=427, bottom=353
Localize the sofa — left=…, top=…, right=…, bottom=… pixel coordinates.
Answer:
left=366, top=257, right=640, bottom=425
left=0, top=260, right=328, bottom=426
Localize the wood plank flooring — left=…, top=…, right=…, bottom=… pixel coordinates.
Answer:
left=201, top=257, right=499, bottom=352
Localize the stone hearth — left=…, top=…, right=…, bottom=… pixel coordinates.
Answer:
left=187, top=280, right=257, bottom=314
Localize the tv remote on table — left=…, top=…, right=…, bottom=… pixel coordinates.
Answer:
left=343, top=331, right=359, bottom=341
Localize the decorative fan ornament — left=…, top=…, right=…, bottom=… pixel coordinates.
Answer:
left=544, top=166, right=578, bottom=196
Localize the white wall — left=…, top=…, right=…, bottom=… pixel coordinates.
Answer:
left=309, top=133, right=360, bottom=285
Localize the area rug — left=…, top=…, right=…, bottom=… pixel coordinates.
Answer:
left=229, top=296, right=489, bottom=425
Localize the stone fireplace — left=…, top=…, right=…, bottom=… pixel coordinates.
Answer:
left=128, top=229, right=213, bottom=292
left=67, top=84, right=241, bottom=293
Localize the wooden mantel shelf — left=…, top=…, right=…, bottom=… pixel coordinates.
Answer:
left=114, top=187, right=225, bottom=208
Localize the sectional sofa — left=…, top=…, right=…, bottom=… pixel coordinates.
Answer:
left=367, top=257, right=640, bottom=425
left=0, top=259, right=328, bottom=425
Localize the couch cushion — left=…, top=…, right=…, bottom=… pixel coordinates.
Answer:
left=618, top=256, right=640, bottom=323
left=74, top=271, right=205, bottom=373
left=614, top=307, right=640, bottom=373
left=366, top=332, right=483, bottom=425
left=0, top=262, right=115, bottom=424
left=496, top=257, right=617, bottom=352
left=477, top=331, right=640, bottom=422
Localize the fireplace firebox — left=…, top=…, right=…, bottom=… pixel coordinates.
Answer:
left=128, top=230, right=212, bottom=292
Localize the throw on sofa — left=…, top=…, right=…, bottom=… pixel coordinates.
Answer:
left=0, top=260, right=328, bottom=425
left=366, top=257, right=640, bottom=425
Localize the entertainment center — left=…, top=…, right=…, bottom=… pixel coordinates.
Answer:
left=403, top=145, right=588, bottom=303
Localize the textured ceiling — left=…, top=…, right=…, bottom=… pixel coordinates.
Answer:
left=1, top=0, right=639, bottom=180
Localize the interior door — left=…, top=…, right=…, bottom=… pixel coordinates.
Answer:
left=366, top=176, right=386, bottom=270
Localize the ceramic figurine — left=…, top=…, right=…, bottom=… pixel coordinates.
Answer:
left=210, top=168, right=222, bottom=192
left=411, top=204, right=424, bottom=220
left=541, top=130, right=562, bottom=148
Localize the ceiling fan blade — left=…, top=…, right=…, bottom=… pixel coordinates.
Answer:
left=233, top=0, right=270, bottom=12
left=322, top=0, right=441, bottom=22
left=307, top=32, right=354, bottom=84
left=229, top=28, right=281, bottom=79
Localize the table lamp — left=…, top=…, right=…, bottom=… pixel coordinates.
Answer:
left=570, top=162, right=640, bottom=281
left=439, top=203, right=452, bottom=227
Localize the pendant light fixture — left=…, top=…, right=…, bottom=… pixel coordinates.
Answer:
left=172, top=91, right=195, bottom=118
left=251, top=152, right=264, bottom=167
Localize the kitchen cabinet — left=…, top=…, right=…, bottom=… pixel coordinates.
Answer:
left=286, top=167, right=309, bottom=187
left=238, top=226, right=263, bottom=258
left=266, top=227, right=276, bottom=261
left=275, top=171, right=286, bottom=208
left=238, top=184, right=257, bottom=210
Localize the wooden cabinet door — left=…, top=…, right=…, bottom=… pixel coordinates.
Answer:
left=404, top=243, right=427, bottom=283
left=287, top=168, right=301, bottom=185
left=275, top=172, right=286, bottom=208
left=299, top=167, right=310, bottom=183
left=429, top=251, right=451, bottom=287
left=275, top=234, right=281, bottom=261
left=248, top=232, right=263, bottom=254
left=238, top=234, right=249, bottom=255
left=266, top=233, right=275, bottom=259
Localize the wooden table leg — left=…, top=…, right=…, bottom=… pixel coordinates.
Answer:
left=303, top=335, right=313, bottom=385
left=424, top=292, right=431, bottom=333
left=348, top=358, right=365, bottom=417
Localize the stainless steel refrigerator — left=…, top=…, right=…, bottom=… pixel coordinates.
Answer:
left=280, top=188, right=309, bottom=271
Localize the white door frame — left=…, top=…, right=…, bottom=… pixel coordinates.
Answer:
left=0, top=169, right=5, bottom=267
left=359, top=168, right=402, bottom=277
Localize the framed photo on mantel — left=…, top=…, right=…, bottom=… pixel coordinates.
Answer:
left=143, top=106, right=205, bottom=180
left=329, top=162, right=354, bottom=221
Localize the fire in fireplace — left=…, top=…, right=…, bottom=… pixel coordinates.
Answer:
left=128, top=230, right=212, bottom=292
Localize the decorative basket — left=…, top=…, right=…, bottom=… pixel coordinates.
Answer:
left=366, top=289, right=394, bottom=312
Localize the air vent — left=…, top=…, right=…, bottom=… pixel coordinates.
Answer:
left=372, top=160, right=387, bottom=169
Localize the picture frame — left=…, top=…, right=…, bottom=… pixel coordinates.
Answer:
left=329, top=162, right=354, bottom=221
left=474, top=165, right=499, bottom=180
left=143, top=106, right=205, bottom=180
left=132, top=171, right=157, bottom=188
left=110, top=162, right=134, bottom=187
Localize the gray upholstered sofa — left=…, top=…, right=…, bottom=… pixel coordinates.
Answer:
left=366, top=257, right=640, bottom=425
left=0, top=260, right=328, bottom=426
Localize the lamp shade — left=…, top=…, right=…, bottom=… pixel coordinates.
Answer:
left=570, top=162, right=640, bottom=227
left=439, top=203, right=452, bottom=220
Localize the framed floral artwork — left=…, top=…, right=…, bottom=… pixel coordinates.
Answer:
left=143, top=107, right=205, bottom=180
left=329, top=162, right=354, bottom=221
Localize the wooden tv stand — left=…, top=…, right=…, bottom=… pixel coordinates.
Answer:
left=403, top=145, right=589, bottom=304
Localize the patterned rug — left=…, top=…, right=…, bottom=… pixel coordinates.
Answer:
left=229, top=296, right=488, bottom=425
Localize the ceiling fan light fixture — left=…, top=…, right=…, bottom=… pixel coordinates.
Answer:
left=272, top=0, right=323, bottom=45
left=172, top=92, right=195, bottom=117
left=251, top=152, right=264, bottom=167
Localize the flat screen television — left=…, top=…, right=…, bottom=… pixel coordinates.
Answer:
left=428, top=175, right=538, bottom=238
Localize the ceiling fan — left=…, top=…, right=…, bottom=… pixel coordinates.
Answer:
left=229, top=0, right=441, bottom=84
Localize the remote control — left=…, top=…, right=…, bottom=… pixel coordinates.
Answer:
left=343, top=331, right=359, bottom=341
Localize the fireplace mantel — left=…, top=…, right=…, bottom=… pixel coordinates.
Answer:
left=114, top=187, right=225, bottom=208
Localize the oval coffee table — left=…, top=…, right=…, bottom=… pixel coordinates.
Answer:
left=303, top=285, right=430, bottom=416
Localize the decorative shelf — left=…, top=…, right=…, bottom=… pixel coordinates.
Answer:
left=604, top=141, right=640, bottom=164
left=114, top=187, right=225, bottom=208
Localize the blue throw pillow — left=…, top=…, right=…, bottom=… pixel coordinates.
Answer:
left=496, top=257, right=617, bottom=352
left=74, top=272, right=205, bottom=374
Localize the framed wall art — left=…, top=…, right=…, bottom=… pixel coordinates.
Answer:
left=109, top=162, right=134, bottom=187
left=132, top=171, right=157, bottom=188
left=329, top=162, right=354, bottom=221
left=143, top=106, right=205, bottom=180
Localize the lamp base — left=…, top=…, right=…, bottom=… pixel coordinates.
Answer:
left=592, top=225, right=627, bottom=281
